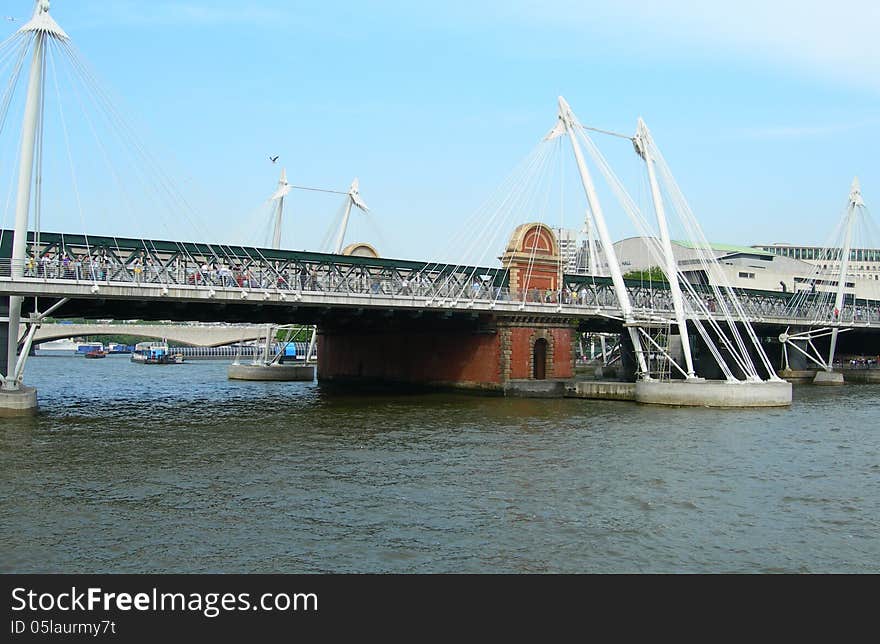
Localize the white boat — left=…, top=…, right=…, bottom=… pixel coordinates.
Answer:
left=34, top=338, right=79, bottom=356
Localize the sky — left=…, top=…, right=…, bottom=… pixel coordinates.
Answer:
left=0, top=0, right=878, bottom=262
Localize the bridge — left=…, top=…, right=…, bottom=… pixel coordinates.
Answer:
left=3, top=230, right=879, bottom=331
left=21, top=321, right=269, bottom=348
left=1, top=2, right=877, bottom=413
left=3, top=228, right=879, bottom=379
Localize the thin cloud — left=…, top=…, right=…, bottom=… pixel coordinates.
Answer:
left=433, top=0, right=880, bottom=94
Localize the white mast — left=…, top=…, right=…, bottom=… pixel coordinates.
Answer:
left=269, top=168, right=290, bottom=250
left=333, top=178, right=369, bottom=254
left=826, top=177, right=862, bottom=369
left=4, top=1, right=67, bottom=390
left=634, top=118, right=696, bottom=378
left=556, top=96, right=649, bottom=377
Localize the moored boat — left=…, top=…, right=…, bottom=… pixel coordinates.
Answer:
left=131, top=342, right=185, bottom=364
left=75, top=342, right=104, bottom=356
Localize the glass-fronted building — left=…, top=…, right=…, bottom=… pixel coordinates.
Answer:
left=753, top=244, right=880, bottom=281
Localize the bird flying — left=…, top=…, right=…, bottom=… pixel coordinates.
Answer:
left=269, top=155, right=279, bottom=164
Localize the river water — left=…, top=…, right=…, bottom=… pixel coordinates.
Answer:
left=2, top=355, right=878, bottom=573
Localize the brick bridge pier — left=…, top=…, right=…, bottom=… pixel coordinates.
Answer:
left=318, top=223, right=576, bottom=392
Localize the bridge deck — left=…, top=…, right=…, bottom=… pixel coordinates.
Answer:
left=2, top=230, right=879, bottom=329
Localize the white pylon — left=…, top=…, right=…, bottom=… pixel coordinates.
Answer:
left=333, top=178, right=369, bottom=254
left=634, top=118, right=696, bottom=378
left=826, top=177, right=863, bottom=369
left=4, top=1, right=67, bottom=390
left=269, top=168, right=291, bottom=250
left=556, top=96, right=649, bottom=377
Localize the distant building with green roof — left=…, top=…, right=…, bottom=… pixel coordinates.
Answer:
left=610, top=236, right=880, bottom=300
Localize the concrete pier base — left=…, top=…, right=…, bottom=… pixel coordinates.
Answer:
left=778, top=369, right=818, bottom=384
left=504, top=379, right=568, bottom=398
left=227, top=363, right=316, bottom=381
left=813, top=371, right=844, bottom=386
left=634, top=379, right=792, bottom=407
left=568, top=380, right=636, bottom=401
left=0, top=385, right=38, bottom=416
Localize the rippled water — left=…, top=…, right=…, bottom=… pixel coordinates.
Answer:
left=1, top=355, right=878, bottom=573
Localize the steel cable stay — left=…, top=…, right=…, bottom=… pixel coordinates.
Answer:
left=0, top=31, right=31, bottom=253
left=566, top=120, right=732, bottom=379
left=45, top=39, right=97, bottom=288
left=643, top=133, right=777, bottom=379
left=415, top=134, right=559, bottom=303
left=419, top=138, right=553, bottom=304
left=775, top=183, right=879, bottom=370
left=57, top=38, right=249, bottom=281
left=49, top=37, right=187, bottom=289
left=492, top=140, right=561, bottom=305
left=515, top=138, right=563, bottom=306
left=425, top=139, right=548, bottom=271
left=646, top=159, right=759, bottom=378
left=54, top=38, right=297, bottom=287
left=55, top=38, right=260, bottom=282
left=559, top=103, right=777, bottom=382
left=476, top=138, right=556, bottom=306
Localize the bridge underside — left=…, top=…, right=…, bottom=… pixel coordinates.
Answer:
left=5, top=294, right=880, bottom=396
left=319, top=314, right=576, bottom=392
left=15, top=297, right=581, bottom=392
left=18, top=297, right=880, bottom=359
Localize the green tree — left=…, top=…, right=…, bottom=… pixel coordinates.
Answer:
left=623, top=266, right=668, bottom=283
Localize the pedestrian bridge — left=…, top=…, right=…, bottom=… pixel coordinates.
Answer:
left=2, top=230, right=879, bottom=331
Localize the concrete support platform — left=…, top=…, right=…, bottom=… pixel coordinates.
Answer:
left=841, top=369, right=880, bottom=384
left=778, top=369, right=818, bottom=384
left=567, top=380, right=636, bottom=401
left=813, top=371, right=844, bottom=386
left=0, top=385, right=38, bottom=416
left=503, top=379, right=568, bottom=398
left=634, top=379, right=792, bottom=407
left=227, top=364, right=316, bottom=381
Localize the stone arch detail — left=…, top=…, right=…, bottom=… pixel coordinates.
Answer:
left=500, top=223, right=562, bottom=295
left=527, top=329, right=555, bottom=380
left=341, top=242, right=380, bottom=258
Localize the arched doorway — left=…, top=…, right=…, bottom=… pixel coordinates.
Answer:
left=533, top=338, right=548, bottom=380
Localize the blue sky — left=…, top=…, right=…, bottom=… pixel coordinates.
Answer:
left=1, top=0, right=878, bottom=261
